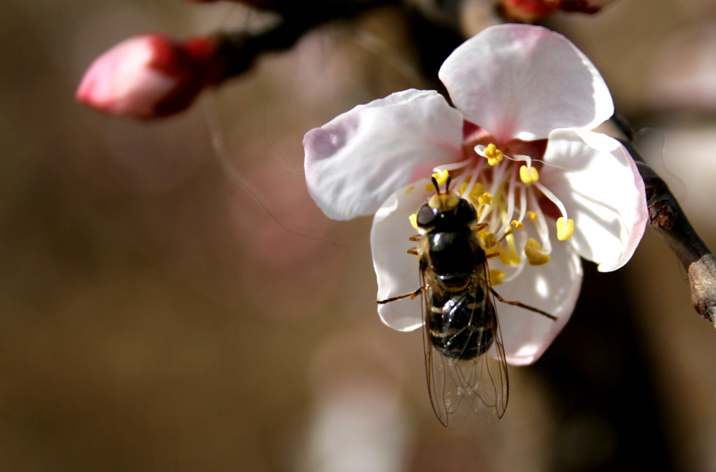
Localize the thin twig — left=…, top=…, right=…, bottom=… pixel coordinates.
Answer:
left=210, top=0, right=399, bottom=80
left=611, top=115, right=716, bottom=326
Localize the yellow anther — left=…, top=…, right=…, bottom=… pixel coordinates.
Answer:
left=464, top=183, right=486, bottom=205
left=485, top=246, right=501, bottom=257
left=405, top=185, right=414, bottom=195
left=478, top=230, right=498, bottom=249
left=511, top=220, right=523, bottom=230
left=489, top=269, right=506, bottom=286
left=526, top=211, right=537, bottom=221
left=432, top=169, right=449, bottom=185
left=519, top=165, right=539, bottom=185
left=524, top=238, right=551, bottom=266
left=484, top=143, right=504, bottom=166
left=409, top=213, right=418, bottom=230
left=478, top=192, right=493, bottom=206
left=556, top=217, right=575, bottom=241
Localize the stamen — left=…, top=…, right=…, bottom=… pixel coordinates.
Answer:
left=524, top=238, right=551, bottom=266
left=434, top=158, right=473, bottom=173
left=500, top=255, right=527, bottom=283
left=485, top=246, right=501, bottom=257
left=504, top=233, right=521, bottom=266
left=534, top=181, right=569, bottom=221
left=462, top=160, right=484, bottom=199
left=556, top=217, right=575, bottom=241
left=498, top=166, right=518, bottom=239
left=432, top=169, right=449, bottom=185
left=478, top=192, right=493, bottom=206
left=527, top=187, right=552, bottom=254
left=519, top=165, right=539, bottom=184
left=478, top=230, right=498, bottom=251
left=416, top=140, right=573, bottom=284
left=515, top=185, right=527, bottom=226
left=489, top=269, right=505, bottom=286
left=482, top=143, right=504, bottom=166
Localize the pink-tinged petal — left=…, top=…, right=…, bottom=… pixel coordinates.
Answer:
left=541, top=129, right=648, bottom=272
left=492, top=232, right=583, bottom=365
left=77, top=34, right=217, bottom=119
left=439, top=24, right=613, bottom=143
left=304, top=90, right=463, bottom=220
left=371, top=180, right=436, bottom=331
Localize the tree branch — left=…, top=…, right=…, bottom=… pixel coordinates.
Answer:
left=210, top=0, right=399, bottom=80
left=611, top=115, right=716, bottom=325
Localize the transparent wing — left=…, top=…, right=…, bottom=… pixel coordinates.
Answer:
left=422, top=268, right=509, bottom=428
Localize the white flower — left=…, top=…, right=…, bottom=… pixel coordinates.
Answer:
left=303, top=24, right=647, bottom=365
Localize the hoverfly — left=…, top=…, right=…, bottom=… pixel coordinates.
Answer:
left=378, top=173, right=556, bottom=427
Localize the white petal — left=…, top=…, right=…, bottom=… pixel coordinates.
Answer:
left=371, top=180, right=435, bottom=331
left=304, top=89, right=463, bottom=220
left=493, top=234, right=583, bottom=365
left=541, top=129, right=648, bottom=272
left=439, top=24, right=613, bottom=143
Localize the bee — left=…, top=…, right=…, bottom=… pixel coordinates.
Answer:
left=378, top=173, right=556, bottom=427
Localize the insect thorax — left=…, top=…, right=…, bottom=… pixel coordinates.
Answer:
left=423, top=226, right=493, bottom=360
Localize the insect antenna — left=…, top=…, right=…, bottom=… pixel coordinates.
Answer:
left=431, top=175, right=441, bottom=194
left=431, top=173, right=452, bottom=195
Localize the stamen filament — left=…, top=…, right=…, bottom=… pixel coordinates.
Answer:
left=496, top=165, right=517, bottom=240
left=534, top=180, right=569, bottom=220
left=462, top=160, right=484, bottom=200
left=516, top=185, right=527, bottom=226
left=527, top=187, right=552, bottom=254
left=433, top=158, right=473, bottom=173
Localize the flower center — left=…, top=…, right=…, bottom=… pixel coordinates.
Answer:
left=422, top=142, right=575, bottom=284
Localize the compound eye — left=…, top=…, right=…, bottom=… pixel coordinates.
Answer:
left=416, top=204, right=436, bottom=228
left=454, top=199, right=477, bottom=225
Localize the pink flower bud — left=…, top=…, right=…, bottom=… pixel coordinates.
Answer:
left=76, top=33, right=221, bottom=120
left=500, top=0, right=558, bottom=22
left=500, top=0, right=618, bottom=22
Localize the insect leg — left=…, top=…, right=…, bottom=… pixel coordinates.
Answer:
left=377, top=287, right=423, bottom=304
left=490, top=288, right=558, bottom=321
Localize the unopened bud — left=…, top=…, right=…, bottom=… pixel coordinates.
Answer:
left=76, top=33, right=224, bottom=120
left=499, top=0, right=618, bottom=22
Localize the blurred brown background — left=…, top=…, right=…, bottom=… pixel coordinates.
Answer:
left=2, top=0, right=716, bottom=471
